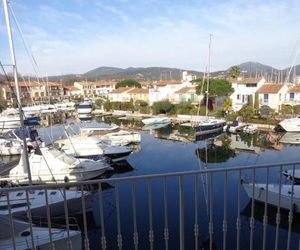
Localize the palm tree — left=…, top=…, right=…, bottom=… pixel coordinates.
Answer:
left=229, top=66, right=241, bottom=79
left=223, top=97, right=232, bottom=114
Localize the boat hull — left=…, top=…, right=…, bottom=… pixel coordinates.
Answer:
left=195, top=122, right=226, bottom=136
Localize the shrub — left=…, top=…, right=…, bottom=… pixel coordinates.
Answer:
left=152, top=100, right=175, bottom=115
left=281, top=104, right=293, bottom=114
left=238, top=104, right=254, bottom=121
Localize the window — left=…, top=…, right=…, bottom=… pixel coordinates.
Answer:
left=290, top=93, right=295, bottom=101
left=50, top=191, right=57, bottom=195
left=38, top=191, right=44, bottom=195
left=237, top=94, right=241, bottom=100
left=263, top=93, right=269, bottom=104
left=16, top=192, right=23, bottom=197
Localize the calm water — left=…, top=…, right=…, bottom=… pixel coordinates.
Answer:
left=83, top=117, right=300, bottom=250
left=4, top=115, right=300, bottom=249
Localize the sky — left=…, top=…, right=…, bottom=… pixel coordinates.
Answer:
left=0, top=0, right=300, bottom=76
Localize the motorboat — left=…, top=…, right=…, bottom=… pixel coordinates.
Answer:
left=54, top=102, right=76, bottom=111
left=77, top=101, right=94, bottom=117
left=283, top=169, right=300, bottom=183
left=9, top=146, right=112, bottom=184
left=101, top=130, right=141, bottom=146
left=243, top=124, right=257, bottom=134
left=80, top=122, right=119, bottom=134
left=0, top=188, right=93, bottom=218
left=55, top=135, right=133, bottom=162
left=22, top=104, right=56, bottom=115
left=194, top=117, right=226, bottom=136
left=0, top=128, right=40, bottom=156
left=224, top=119, right=243, bottom=133
left=278, top=116, right=300, bottom=132
left=142, top=117, right=171, bottom=125
left=242, top=182, right=300, bottom=212
left=0, top=109, right=21, bottom=129
left=0, top=214, right=81, bottom=250
left=279, top=132, right=300, bottom=145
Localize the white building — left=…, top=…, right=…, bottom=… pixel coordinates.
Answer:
left=257, top=83, right=289, bottom=112
left=285, top=85, right=300, bottom=104
left=182, top=71, right=197, bottom=83
left=94, top=81, right=116, bottom=97
left=230, top=77, right=265, bottom=111
left=148, top=80, right=191, bottom=105
left=170, top=86, right=199, bottom=104
left=108, top=87, right=133, bottom=102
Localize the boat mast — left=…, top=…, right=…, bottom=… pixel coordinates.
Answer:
left=206, top=34, right=212, bottom=117
left=3, top=0, right=32, bottom=185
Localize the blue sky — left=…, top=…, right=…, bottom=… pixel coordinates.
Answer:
left=0, top=0, right=300, bottom=75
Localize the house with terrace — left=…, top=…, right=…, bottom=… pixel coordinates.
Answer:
left=284, top=85, right=300, bottom=104
left=257, top=83, right=289, bottom=112
left=230, top=77, right=265, bottom=111
left=108, top=87, right=133, bottom=102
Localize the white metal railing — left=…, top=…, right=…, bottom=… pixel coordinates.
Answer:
left=2, top=161, right=300, bottom=250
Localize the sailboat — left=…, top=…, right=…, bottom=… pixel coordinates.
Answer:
left=0, top=0, right=96, bottom=217
left=194, top=35, right=226, bottom=136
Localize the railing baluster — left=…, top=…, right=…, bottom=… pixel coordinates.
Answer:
left=194, top=174, right=199, bottom=250
left=115, top=182, right=123, bottom=250
left=81, top=185, right=89, bottom=250
left=262, top=167, right=269, bottom=250
left=287, top=164, right=296, bottom=250
left=98, top=183, right=107, bottom=250
left=249, top=168, right=256, bottom=250
left=44, top=188, right=54, bottom=250
left=275, top=165, right=283, bottom=250
left=179, top=175, right=185, bottom=250
left=223, top=170, right=228, bottom=250
left=25, top=189, right=35, bottom=250
left=209, top=173, right=214, bottom=250
left=63, top=188, right=71, bottom=250
left=163, top=177, right=169, bottom=250
left=236, top=170, right=241, bottom=250
left=148, top=179, right=154, bottom=250
left=6, top=190, right=16, bottom=250
left=131, top=181, right=138, bottom=250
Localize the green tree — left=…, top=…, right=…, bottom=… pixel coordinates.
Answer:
left=95, top=98, right=105, bottom=109
left=195, top=78, right=233, bottom=96
left=229, top=66, right=241, bottom=79
left=222, top=97, right=232, bottom=114
left=174, top=102, right=197, bottom=115
left=116, top=79, right=141, bottom=89
left=152, top=100, right=175, bottom=115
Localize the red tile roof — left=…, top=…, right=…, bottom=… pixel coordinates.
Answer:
left=235, top=78, right=263, bottom=84
left=128, top=88, right=149, bottom=94
left=288, top=85, right=300, bottom=93
left=64, top=86, right=80, bottom=91
left=175, top=87, right=195, bottom=94
left=257, top=84, right=284, bottom=94
left=109, top=87, right=132, bottom=94
left=154, top=80, right=182, bottom=86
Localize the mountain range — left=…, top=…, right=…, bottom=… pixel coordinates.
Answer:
left=46, top=61, right=300, bottom=84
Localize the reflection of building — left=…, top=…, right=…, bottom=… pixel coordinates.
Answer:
left=214, top=134, right=262, bottom=154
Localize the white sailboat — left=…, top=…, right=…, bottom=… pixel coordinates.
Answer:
left=194, top=35, right=226, bottom=136
left=0, top=214, right=81, bottom=250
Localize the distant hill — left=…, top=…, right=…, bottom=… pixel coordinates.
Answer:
left=43, top=61, right=300, bottom=84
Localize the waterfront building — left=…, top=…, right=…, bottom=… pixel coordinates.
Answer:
left=108, top=87, right=133, bottom=102
left=230, top=77, right=265, bottom=111
left=257, top=83, right=288, bottom=112
left=93, top=81, right=116, bottom=97
left=170, top=86, right=199, bottom=104
left=128, top=88, right=149, bottom=103
left=284, top=85, right=300, bottom=104
left=63, top=86, right=82, bottom=98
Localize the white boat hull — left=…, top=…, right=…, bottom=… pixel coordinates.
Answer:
left=243, top=183, right=300, bottom=212
left=142, top=117, right=171, bottom=125
left=279, top=117, right=300, bottom=132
